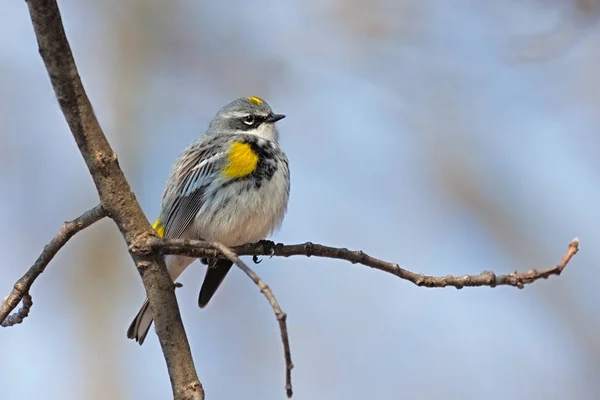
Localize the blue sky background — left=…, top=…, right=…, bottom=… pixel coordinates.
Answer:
left=2, top=1, right=600, bottom=399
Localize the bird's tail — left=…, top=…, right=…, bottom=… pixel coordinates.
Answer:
left=127, top=254, right=195, bottom=345
left=198, top=259, right=233, bottom=308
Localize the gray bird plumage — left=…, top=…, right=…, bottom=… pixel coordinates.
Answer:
left=127, top=97, right=290, bottom=344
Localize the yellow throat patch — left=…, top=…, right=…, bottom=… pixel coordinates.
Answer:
left=224, top=142, right=258, bottom=179
left=248, top=96, right=263, bottom=105
left=153, top=218, right=165, bottom=238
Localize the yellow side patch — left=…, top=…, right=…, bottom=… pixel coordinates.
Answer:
left=248, top=96, right=263, bottom=105
left=224, top=142, right=258, bottom=179
left=153, top=218, right=165, bottom=238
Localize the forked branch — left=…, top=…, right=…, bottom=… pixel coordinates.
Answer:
left=2, top=208, right=579, bottom=400
left=0, top=206, right=106, bottom=326
left=24, top=1, right=204, bottom=399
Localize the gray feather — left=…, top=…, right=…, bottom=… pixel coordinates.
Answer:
left=161, top=140, right=227, bottom=239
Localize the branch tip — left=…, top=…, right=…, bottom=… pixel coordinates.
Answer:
left=211, top=241, right=294, bottom=398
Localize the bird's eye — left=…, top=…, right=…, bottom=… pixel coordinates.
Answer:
left=242, top=115, right=255, bottom=125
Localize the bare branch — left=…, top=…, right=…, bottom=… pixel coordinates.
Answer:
left=210, top=242, right=294, bottom=398
left=154, top=238, right=580, bottom=290
left=145, top=236, right=578, bottom=398
left=0, top=206, right=106, bottom=326
left=24, top=1, right=203, bottom=399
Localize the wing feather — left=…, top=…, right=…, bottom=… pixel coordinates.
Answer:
left=160, top=140, right=227, bottom=239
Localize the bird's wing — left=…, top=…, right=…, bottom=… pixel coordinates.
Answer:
left=159, top=140, right=228, bottom=239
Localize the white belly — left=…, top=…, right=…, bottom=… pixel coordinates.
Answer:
left=190, top=166, right=289, bottom=247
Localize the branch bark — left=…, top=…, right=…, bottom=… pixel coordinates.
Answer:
left=210, top=242, right=294, bottom=398
left=23, top=1, right=203, bottom=399
left=152, top=238, right=580, bottom=289
left=0, top=205, right=106, bottom=326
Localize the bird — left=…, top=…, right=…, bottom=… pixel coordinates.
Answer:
left=127, top=96, right=290, bottom=345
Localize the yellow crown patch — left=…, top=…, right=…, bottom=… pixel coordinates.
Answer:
left=248, top=96, right=263, bottom=105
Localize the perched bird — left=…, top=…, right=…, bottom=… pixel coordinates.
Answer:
left=127, top=96, right=290, bottom=344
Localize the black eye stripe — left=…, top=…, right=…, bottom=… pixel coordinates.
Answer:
left=243, top=115, right=266, bottom=126
left=230, top=115, right=267, bottom=131
left=254, top=115, right=267, bottom=124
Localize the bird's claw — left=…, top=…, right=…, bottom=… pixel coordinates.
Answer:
left=252, top=255, right=262, bottom=264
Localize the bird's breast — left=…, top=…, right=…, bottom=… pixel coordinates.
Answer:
left=192, top=157, right=289, bottom=247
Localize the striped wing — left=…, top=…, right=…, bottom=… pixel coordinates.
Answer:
left=160, top=141, right=228, bottom=239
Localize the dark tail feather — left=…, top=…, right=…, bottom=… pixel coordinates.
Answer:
left=127, top=299, right=152, bottom=345
left=127, top=255, right=195, bottom=345
left=198, top=259, right=233, bottom=308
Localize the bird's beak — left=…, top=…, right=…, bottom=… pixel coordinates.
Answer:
left=266, top=113, right=286, bottom=123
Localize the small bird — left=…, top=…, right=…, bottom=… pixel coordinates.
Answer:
left=127, top=96, right=290, bottom=345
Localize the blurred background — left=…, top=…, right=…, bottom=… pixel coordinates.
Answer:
left=1, top=0, right=600, bottom=399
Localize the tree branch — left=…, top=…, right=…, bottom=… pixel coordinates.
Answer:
left=146, top=236, right=578, bottom=398
left=210, top=242, right=294, bottom=398
left=24, top=1, right=203, bottom=399
left=152, top=238, right=580, bottom=289
left=0, top=205, right=106, bottom=326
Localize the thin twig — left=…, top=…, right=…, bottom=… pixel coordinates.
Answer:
left=0, top=205, right=106, bottom=326
left=210, top=242, right=294, bottom=398
left=153, top=238, right=580, bottom=290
